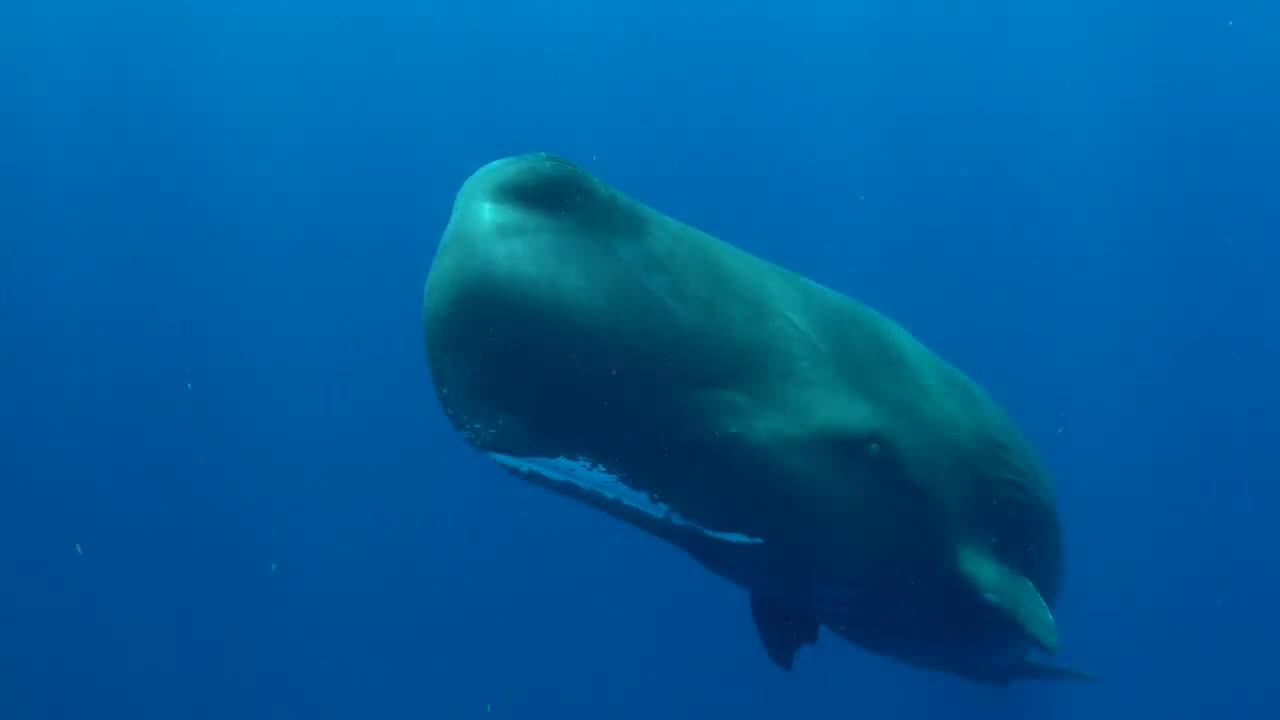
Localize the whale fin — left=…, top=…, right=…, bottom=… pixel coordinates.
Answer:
left=958, top=547, right=1060, bottom=654
left=1013, top=659, right=1096, bottom=683
left=749, top=592, right=819, bottom=671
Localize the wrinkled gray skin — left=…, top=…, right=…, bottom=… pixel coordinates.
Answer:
left=422, top=153, right=1091, bottom=685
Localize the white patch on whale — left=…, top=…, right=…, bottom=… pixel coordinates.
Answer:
left=487, top=452, right=763, bottom=545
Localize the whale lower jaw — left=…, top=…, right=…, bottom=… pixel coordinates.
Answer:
left=486, top=452, right=764, bottom=546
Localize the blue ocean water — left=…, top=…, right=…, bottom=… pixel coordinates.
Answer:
left=2, top=0, right=1277, bottom=718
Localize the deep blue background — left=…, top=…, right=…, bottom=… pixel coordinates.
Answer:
left=3, top=1, right=1278, bottom=718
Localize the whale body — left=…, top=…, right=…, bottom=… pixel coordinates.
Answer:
left=421, top=153, right=1090, bottom=685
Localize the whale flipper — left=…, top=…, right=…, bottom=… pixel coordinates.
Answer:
left=749, top=592, right=819, bottom=671
left=1012, top=659, right=1096, bottom=683
left=958, top=546, right=1059, bottom=654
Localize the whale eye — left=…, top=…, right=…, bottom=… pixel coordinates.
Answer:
left=822, top=427, right=897, bottom=469
left=855, top=432, right=891, bottom=460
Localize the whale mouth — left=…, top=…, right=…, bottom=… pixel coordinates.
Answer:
left=486, top=452, right=764, bottom=545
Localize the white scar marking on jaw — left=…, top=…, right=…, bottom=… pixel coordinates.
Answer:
left=487, top=452, right=763, bottom=545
